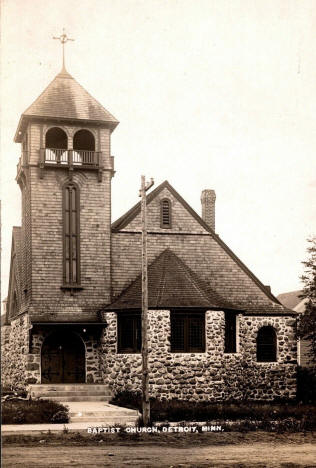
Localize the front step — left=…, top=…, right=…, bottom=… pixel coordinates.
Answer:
left=28, top=384, right=112, bottom=402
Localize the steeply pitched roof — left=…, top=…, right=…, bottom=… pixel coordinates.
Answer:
left=277, top=290, right=303, bottom=309
left=15, top=68, right=119, bottom=142
left=112, top=180, right=282, bottom=306
left=107, top=249, right=239, bottom=311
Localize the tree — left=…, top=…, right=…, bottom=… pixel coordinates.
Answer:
left=298, top=237, right=316, bottom=364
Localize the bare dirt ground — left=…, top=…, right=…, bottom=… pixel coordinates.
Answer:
left=2, top=432, right=316, bottom=468
left=2, top=443, right=316, bottom=467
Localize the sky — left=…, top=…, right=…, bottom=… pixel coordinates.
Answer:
left=1, top=0, right=316, bottom=307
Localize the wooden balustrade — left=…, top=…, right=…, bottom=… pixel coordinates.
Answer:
left=38, top=149, right=113, bottom=182
left=43, top=149, right=99, bottom=166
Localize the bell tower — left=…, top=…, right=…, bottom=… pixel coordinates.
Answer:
left=14, top=33, right=119, bottom=323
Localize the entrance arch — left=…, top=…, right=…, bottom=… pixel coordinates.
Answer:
left=41, top=331, right=85, bottom=383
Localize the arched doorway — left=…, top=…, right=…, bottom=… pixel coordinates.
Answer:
left=41, top=331, right=85, bottom=383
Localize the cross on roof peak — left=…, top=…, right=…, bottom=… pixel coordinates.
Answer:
left=53, top=28, right=75, bottom=72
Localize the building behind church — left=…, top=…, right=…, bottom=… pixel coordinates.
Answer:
left=1, top=58, right=298, bottom=402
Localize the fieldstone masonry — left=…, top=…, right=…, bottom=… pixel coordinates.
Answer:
left=101, top=310, right=297, bottom=401
left=1, top=315, right=29, bottom=390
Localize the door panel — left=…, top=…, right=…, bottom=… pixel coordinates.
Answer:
left=41, top=332, right=85, bottom=383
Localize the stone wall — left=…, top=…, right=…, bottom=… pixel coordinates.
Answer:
left=101, top=310, right=297, bottom=401
left=1, top=315, right=29, bottom=390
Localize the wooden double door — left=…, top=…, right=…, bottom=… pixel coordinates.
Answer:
left=41, top=331, right=85, bottom=384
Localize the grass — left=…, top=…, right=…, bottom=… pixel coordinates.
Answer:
left=111, top=390, right=316, bottom=430
left=2, top=431, right=316, bottom=447
left=2, top=399, right=69, bottom=424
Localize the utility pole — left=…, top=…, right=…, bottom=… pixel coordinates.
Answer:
left=139, top=175, right=154, bottom=426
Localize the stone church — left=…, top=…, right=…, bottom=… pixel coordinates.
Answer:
left=2, top=58, right=298, bottom=402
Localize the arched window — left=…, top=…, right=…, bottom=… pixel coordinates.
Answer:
left=257, top=326, right=277, bottom=362
left=45, top=127, right=67, bottom=149
left=73, top=130, right=95, bottom=151
left=161, top=198, right=171, bottom=228
left=45, top=128, right=68, bottom=164
left=63, top=183, right=80, bottom=285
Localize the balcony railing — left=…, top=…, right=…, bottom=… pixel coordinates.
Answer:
left=39, top=148, right=114, bottom=182
left=44, top=148, right=99, bottom=166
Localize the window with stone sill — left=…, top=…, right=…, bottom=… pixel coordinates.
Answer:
left=170, top=312, right=205, bottom=353
left=117, top=312, right=141, bottom=353
left=256, top=326, right=277, bottom=362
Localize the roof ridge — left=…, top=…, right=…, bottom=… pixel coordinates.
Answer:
left=111, top=181, right=170, bottom=231
left=112, top=180, right=282, bottom=306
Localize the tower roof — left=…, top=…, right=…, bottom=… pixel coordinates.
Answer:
left=14, top=69, right=119, bottom=142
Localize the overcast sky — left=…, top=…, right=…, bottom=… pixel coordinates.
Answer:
left=1, top=0, right=315, bottom=307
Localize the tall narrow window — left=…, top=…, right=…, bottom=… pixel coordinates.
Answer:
left=257, top=326, right=277, bottom=362
left=224, top=311, right=237, bottom=353
left=63, top=184, right=80, bottom=285
left=161, top=198, right=171, bottom=228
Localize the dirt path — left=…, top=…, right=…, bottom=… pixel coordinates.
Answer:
left=2, top=443, right=316, bottom=467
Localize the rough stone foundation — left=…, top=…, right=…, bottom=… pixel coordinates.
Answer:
left=1, top=314, right=30, bottom=390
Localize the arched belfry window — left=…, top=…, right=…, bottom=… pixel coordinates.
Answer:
left=161, top=198, right=171, bottom=228
left=45, top=127, right=67, bottom=149
left=45, top=128, right=68, bottom=164
left=73, top=130, right=95, bottom=151
left=257, top=326, right=277, bottom=362
left=63, top=183, right=80, bottom=285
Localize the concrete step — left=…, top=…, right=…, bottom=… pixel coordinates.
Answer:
left=70, top=416, right=138, bottom=423
left=30, top=391, right=111, bottom=397
left=69, top=410, right=136, bottom=417
left=28, top=384, right=112, bottom=402
left=38, top=395, right=112, bottom=402
left=67, top=402, right=139, bottom=424
left=29, top=384, right=110, bottom=392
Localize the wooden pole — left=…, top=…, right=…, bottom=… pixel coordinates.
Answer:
left=140, top=175, right=154, bottom=426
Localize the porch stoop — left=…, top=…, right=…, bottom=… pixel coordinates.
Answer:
left=28, top=384, right=112, bottom=402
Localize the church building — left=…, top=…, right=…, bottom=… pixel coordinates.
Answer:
left=2, top=50, right=298, bottom=402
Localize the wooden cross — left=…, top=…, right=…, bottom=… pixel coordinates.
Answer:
left=53, top=28, right=74, bottom=70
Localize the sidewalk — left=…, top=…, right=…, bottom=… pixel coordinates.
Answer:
left=2, top=401, right=139, bottom=435
left=2, top=422, right=97, bottom=434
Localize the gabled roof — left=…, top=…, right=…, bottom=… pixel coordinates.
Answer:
left=15, top=68, right=119, bottom=142
left=107, top=249, right=239, bottom=311
left=277, top=290, right=303, bottom=309
left=112, top=180, right=282, bottom=305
